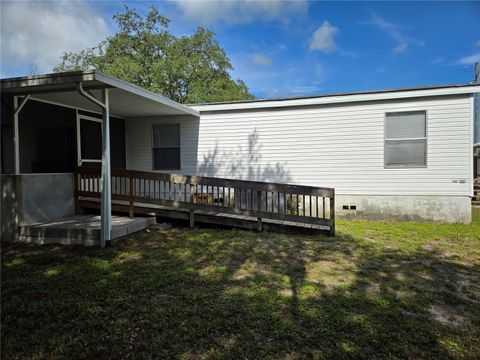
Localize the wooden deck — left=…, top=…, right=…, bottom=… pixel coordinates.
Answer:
left=74, top=167, right=336, bottom=236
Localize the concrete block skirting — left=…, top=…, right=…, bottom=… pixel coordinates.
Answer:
left=1, top=173, right=75, bottom=242
left=335, top=195, right=472, bottom=224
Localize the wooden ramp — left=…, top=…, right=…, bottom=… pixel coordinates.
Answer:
left=74, top=167, right=336, bottom=236
left=79, top=199, right=329, bottom=234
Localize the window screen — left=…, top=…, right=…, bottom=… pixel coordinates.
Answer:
left=80, top=120, right=101, bottom=160
left=385, top=111, right=426, bottom=167
left=152, top=124, right=180, bottom=170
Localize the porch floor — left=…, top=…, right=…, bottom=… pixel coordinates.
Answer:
left=19, top=215, right=155, bottom=246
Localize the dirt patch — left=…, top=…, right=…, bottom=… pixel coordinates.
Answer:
left=306, top=260, right=357, bottom=292
left=421, top=244, right=435, bottom=252
left=232, top=259, right=270, bottom=280
left=428, top=304, right=466, bottom=327
left=281, top=288, right=294, bottom=298
left=401, top=305, right=467, bottom=328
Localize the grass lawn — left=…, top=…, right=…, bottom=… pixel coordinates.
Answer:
left=2, top=209, right=480, bottom=359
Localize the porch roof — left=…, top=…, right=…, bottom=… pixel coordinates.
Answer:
left=1, top=70, right=199, bottom=118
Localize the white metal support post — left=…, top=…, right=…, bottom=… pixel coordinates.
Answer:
left=77, top=83, right=111, bottom=247
left=100, top=88, right=111, bottom=247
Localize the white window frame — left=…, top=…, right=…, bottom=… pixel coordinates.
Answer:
left=384, top=110, right=428, bottom=169
left=151, top=124, right=181, bottom=171
left=76, top=112, right=102, bottom=166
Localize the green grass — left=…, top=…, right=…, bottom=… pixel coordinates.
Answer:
left=2, top=209, right=480, bottom=359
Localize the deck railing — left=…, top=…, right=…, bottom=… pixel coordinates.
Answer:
left=74, top=167, right=335, bottom=235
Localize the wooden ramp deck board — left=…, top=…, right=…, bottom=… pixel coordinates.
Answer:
left=19, top=215, right=155, bottom=246
left=80, top=199, right=329, bottom=234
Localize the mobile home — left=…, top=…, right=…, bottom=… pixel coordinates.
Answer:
left=1, top=71, right=479, bottom=244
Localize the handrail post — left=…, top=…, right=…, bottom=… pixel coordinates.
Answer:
left=329, top=190, right=335, bottom=237
left=474, top=155, right=479, bottom=178
left=74, top=170, right=80, bottom=215
left=257, top=190, right=262, bottom=232
left=189, top=184, right=195, bottom=228
left=129, top=176, right=134, bottom=218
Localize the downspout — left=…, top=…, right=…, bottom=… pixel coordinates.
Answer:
left=475, top=93, right=479, bottom=145
left=76, top=82, right=111, bottom=248
left=474, top=63, right=479, bottom=146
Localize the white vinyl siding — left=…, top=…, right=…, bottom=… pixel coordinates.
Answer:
left=192, top=95, right=472, bottom=196
left=125, top=115, right=198, bottom=174
left=384, top=111, right=427, bottom=168
left=125, top=94, right=472, bottom=197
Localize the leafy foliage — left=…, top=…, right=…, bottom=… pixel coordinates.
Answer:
left=53, top=6, right=253, bottom=103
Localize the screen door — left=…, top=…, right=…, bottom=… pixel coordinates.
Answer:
left=77, top=115, right=102, bottom=167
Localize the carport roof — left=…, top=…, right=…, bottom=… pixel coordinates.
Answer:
left=0, top=70, right=198, bottom=118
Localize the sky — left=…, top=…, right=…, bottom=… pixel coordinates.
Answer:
left=1, top=0, right=479, bottom=99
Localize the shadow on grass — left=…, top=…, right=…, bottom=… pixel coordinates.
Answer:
left=1, top=228, right=479, bottom=359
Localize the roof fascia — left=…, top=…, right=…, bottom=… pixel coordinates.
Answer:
left=192, top=85, right=480, bottom=112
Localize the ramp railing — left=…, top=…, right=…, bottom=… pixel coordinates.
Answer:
left=74, top=167, right=335, bottom=235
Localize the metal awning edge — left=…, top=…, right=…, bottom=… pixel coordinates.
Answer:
left=1, top=70, right=97, bottom=94
left=94, top=71, right=199, bottom=117
left=1, top=70, right=199, bottom=117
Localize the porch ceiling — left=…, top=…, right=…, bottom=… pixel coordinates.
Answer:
left=1, top=70, right=199, bottom=118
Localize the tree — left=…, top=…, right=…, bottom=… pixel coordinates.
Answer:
left=54, top=6, right=254, bottom=103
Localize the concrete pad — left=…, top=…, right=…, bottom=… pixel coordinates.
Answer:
left=19, top=215, right=155, bottom=246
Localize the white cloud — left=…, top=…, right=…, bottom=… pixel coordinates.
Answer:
left=362, top=13, right=424, bottom=54
left=309, top=21, right=338, bottom=53
left=0, top=1, right=110, bottom=73
left=251, top=53, right=272, bottom=66
left=313, top=62, right=323, bottom=77
left=393, top=42, right=408, bottom=54
left=264, top=84, right=322, bottom=98
left=458, top=53, right=480, bottom=66
left=173, top=0, right=308, bottom=26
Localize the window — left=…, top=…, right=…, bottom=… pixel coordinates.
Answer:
left=385, top=111, right=427, bottom=167
left=152, top=124, right=181, bottom=170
